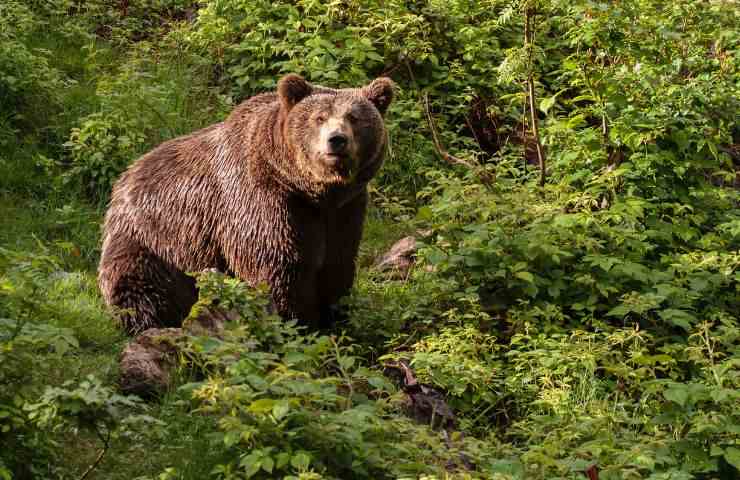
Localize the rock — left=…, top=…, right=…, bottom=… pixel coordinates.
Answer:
left=119, top=327, right=183, bottom=397
left=183, top=304, right=236, bottom=337
left=119, top=306, right=237, bottom=397
left=375, top=236, right=417, bottom=278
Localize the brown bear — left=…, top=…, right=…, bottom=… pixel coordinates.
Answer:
left=98, top=74, right=394, bottom=334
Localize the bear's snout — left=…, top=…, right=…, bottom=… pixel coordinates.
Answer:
left=312, top=116, right=357, bottom=177
left=328, top=132, right=348, bottom=154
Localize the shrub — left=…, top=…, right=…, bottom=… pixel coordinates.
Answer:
left=62, top=112, right=146, bottom=201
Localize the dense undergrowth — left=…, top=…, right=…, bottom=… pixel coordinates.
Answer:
left=1, top=0, right=739, bottom=479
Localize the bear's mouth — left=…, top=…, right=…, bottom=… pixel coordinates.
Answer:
left=325, top=153, right=345, bottom=162
left=323, top=153, right=353, bottom=179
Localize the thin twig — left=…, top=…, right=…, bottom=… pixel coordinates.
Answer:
left=521, top=105, right=528, bottom=174
left=524, top=6, right=546, bottom=186
left=380, top=61, right=405, bottom=77
left=403, top=58, right=493, bottom=185
left=422, top=93, right=494, bottom=185
left=527, top=77, right=546, bottom=186
left=423, top=94, right=474, bottom=169
left=80, top=425, right=110, bottom=480
left=464, top=114, right=484, bottom=151
left=403, top=59, right=418, bottom=89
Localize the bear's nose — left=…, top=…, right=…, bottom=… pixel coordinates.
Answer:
left=328, top=133, right=348, bottom=153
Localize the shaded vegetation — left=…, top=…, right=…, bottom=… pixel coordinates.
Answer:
left=1, top=0, right=738, bottom=479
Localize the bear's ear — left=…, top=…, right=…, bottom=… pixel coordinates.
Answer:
left=364, top=77, right=395, bottom=115
left=278, top=74, right=313, bottom=111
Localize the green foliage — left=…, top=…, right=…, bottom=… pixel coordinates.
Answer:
left=184, top=0, right=521, bottom=195
left=403, top=166, right=740, bottom=476
left=1, top=0, right=739, bottom=478
left=180, top=272, right=477, bottom=479
left=0, top=243, right=121, bottom=478
left=26, top=374, right=157, bottom=440
left=543, top=0, right=739, bottom=195
left=0, top=315, right=75, bottom=478
left=0, top=2, right=66, bottom=145
left=57, top=32, right=226, bottom=202
left=62, top=112, right=147, bottom=200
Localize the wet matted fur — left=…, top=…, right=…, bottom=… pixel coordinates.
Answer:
left=99, top=74, right=395, bottom=334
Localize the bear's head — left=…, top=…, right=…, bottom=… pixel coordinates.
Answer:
left=278, top=74, right=394, bottom=187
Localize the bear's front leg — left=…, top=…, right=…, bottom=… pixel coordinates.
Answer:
left=317, top=189, right=369, bottom=327
left=227, top=242, right=324, bottom=329
left=265, top=266, right=323, bottom=329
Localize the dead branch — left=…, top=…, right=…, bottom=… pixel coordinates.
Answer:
left=422, top=93, right=494, bottom=186
left=80, top=425, right=110, bottom=480
left=464, top=114, right=485, bottom=152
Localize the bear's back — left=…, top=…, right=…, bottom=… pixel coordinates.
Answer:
left=104, top=122, right=231, bottom=268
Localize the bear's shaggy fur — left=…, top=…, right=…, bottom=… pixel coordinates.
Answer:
left=99, top=74, right=394, bottom=334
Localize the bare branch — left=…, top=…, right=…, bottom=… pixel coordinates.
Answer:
left=422, top=93, right=494, bottom=186
left=80, top=425, right=111, bottom=480
left=524, top=6, right=547, bottom=186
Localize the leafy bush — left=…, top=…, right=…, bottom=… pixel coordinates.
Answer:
left=62, top=112, right=147, bottom=201
left=0, top=2, right=66, bottom=151
left=0, top=244, right=151, bottom=478
left=183, top=0, right=523, bottom=195
left=398, top=167, right=740, bottom=476
left=0, top=247, right=81, bottom=477
left=0, top=317, right=76, bottom=479
left=161, top=272, right=489, bottom=479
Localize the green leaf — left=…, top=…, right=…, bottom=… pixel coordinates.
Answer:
left=539, top=91, right=563, bottom=114
left=514, top=271, right=535, bottom=283
left=567, top=113, right=587, bottom=129
left=241, top=453, right=261, bottom=478
left=223, top=429, right=241, bottom=448
left=658, top=309, right=697, bottom=330
left=425, top=248, right=446, bottom=265
left=291, top=452, right=311, bottom=471
left=261, top=456, right=274, bottom=473
left=276, top=452, right=291, bottom=469
left=417, top=206, right=433, bottom=220
left=663, top=385, right=689, bottom=407
left=571, top=94, right=595, bottom=103
left=248, top=398, right=276, bottom=414
left=606, top=305, right=630, bottom=317
left=338, top=355, right=356, bottom=371
left=724, top=447, right=740, bottom=470
left=632, top=453, right=655, bottom=470
left=367, top=375, right=393, bottom=392
left=272, top=400, right=290, bottom=420
left=707, top=141, right=719, bottom=160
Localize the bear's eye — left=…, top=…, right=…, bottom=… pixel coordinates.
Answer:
left=346, top=112, right=358, bottom=122
left=315, top=113, right=328, bottom=124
